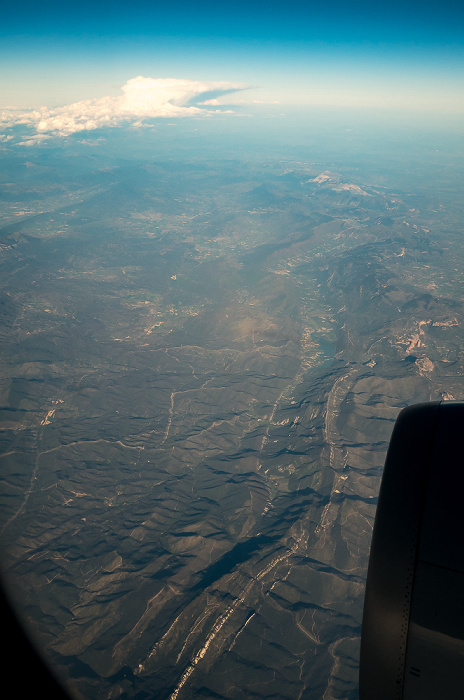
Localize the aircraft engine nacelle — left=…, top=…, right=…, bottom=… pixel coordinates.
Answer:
left=360, top=401, right=464, bottom=699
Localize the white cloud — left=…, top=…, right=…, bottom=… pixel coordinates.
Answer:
left=198, top=98, right=223, bottom=106
left=0, top=76, right=248, bottom=140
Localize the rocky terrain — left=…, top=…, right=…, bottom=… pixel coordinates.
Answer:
left=0, top=130, right=463, bottom=699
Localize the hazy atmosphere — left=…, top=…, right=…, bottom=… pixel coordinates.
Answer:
left=1, top=1, right=463, bottom=698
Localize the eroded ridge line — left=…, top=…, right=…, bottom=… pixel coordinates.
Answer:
left=161, top=391, right=176, bottom=444
left=168, top=585, right=252, bottom=700
left=0, top=435, right=40, bottom=535
left=167, top=543, right=299, bottom=700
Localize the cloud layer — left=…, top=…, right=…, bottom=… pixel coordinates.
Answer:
left=0, top=76, right=247, bottom=141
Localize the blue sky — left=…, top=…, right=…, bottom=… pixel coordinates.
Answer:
left=1, top=0, right=463, bottom=116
